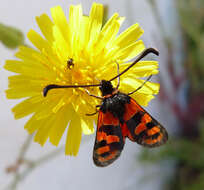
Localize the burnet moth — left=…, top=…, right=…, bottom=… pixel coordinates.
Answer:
left=43, top=48, right=168, bottom=167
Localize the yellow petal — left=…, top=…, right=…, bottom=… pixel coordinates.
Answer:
left=120, top=78, right=159, bottom=106
left=34, top=94, right=64, bottom=120
left=81, top=117, right=95, bottom=135
left=79, top=16, right=89, bottom=50
left=87, top=3, right=103, bottom=49
left=36, top=14, right=54, bottom=42
left=24, top=113, right=45, bottom=133
left=51, top=6, right=70, bottom=45
left=15, top=46, right=48, bottom=66
left=69, top=4, right=83, bottom=56
left=114, top=23, right=144, bottom=48
left=71, top=92, right=98, bottom=116
left=4, top=60, right=24, bottom=73
left=93, top=13, right=123, bottom=56
left=121, top=77, right=160, bottom=95
left=34, top=115, right=56, bottom=146
left=131, top=93, right=156, bottom=107
left=114, top=40, right=145, bottom=62
left=6, top=75, right=49, bottom=99
left=12, top=96, right=43, bottom=119
left=52, top=25, right=70, bottom=63
left=5, top=60, right=56, bottom=79
left=119, top=61, right=159, bottom=78
left=65, top=112, right=82, bottom=156
left=49, top=104, right=73, bottom=146
left=27, top=29, right=50, bottom=52
left=6, top=89, right=39, bottom=99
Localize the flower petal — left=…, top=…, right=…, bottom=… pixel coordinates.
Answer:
left=34, top=115, right=56, bottom=146
left=81, top=117, right=95, bottom=135
left=52, top=25, right=70, bottom=63
left=5, top=60, right=56, bottom=79
left=51, top=6, right=70, bottom=45
left=49, top=104, right=73, bottom=146
left=12, top=96, right=43, bottom=119
left=27, top=29, right=50, bottom=52
left=69, top=4, right=83, bottom=56
left=119, top=61, right=159, bottom=78
left=24, top=113, right=45, bottom=133
left=114, top=40, right=145, bottom=62
left=132, top=93, right=156, bottom=107
left=121, top=77, right=160, bottom=95
left=36, top=14, right=54, bottom=42
left=114, top=23, right=144, bottom=48
left=33, top=94, right=66, bottom=120
left=93, top=13, right=123, bottom=57
left=87, top=3, right=103, bottom=49
left=65, top=112, right=82, bottom=155
left=15, top=46, right=48, bottom=66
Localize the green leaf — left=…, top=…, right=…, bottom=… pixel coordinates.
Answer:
left=0, top=23, right=24, bottom=49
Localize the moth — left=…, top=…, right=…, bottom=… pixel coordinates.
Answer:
left=43, top=48, right=168, bottom=167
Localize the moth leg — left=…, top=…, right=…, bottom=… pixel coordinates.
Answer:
left=115, top=61, right=120, bottom=89
left=86, top=105, right=100, bottom=116
left=84, top=89, right=103, bottom=99
left=128, top=75, right=152, bottom=95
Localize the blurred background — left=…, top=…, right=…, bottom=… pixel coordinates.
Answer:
left=0, top=0, right=203, bottom=189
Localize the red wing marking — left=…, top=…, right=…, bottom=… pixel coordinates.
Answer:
left=98, top=150, right=118, bottom=163
left=141, top=113, right=152, bottom=123
left=96, top=131, right=107, bottom=142
left=97, top=146, right=110, bottom=155
left=93, top=111, right=125, bottom=167
left=123, top=98, right=144, bottom=121
left=135, top=123, right=147, bottom=135
left=124, top=98, right=168, bottom=147
left=100, top=112, right=119, bottom=126
left=146, top=126, right=160, bottom=136
left=106, top=135, right=120, bottom=144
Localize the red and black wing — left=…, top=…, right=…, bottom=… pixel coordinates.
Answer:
left=123, top=98, right=168, bottom=147
left=93, top=111, right=125, bottom=167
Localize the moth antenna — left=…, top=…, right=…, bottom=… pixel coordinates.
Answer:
left=109, top=48, right=159, bottom=82
left=43, top=84, right=100, bottom=97
left=43, top=48, right=159, bottom=97
left=127, top=74, right=153, bottom=96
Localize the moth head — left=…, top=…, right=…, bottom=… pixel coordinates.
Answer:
left=99, top=80, right=114, bottom=96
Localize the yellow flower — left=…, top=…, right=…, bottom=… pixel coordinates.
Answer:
left=4, top=3, right=160, bottom=156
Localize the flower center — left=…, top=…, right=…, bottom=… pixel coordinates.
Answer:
left=71, top=66, right=93, bottom=85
